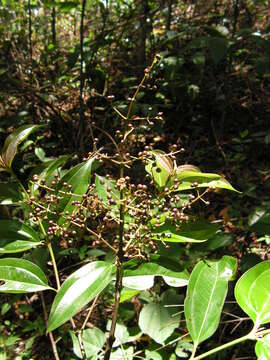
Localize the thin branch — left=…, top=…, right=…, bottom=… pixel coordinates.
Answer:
left=40, top=293, right=60, bottom=360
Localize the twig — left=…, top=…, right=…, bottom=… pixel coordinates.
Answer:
left=40, top=293, right=60, bottom=360
left=81, top=295, right=99, bottom=331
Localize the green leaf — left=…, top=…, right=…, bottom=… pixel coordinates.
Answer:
left=0, top=182, right=22, bottom=204
left=57, top=158, right=96, bottom=224
left=1, top=302, right=11, bottom=315
left=194, top=231, right=233, bottom=251
left=0, top=125, right=40, bottom=170
left=0, top=258, right=52, bottom=293
left=106, top=321, right=129, bottom=347
left=145, top=350, right=162, bottom=360
left=175, top=340, right=193, bottom=358
left=139, top=289, right=182, bottom=344
left=0, top=220, right=41, bottom=254
left=120, top=288, right=140, bottom=303
left=35, top=147, right=48, bottom=162
left=70, top=327, right=106, bottom=359
left=176, top=171, right=220, bottom=182
left=255, top=334, right=270, bottom=360
left=123, top=275, right=154, bottom=290
left=57, top=1, right=79, bottom=12
left=235, top=261, right=270, bottom=325
left=176, top=165, right=201, bottom=174
left=175, top=171, right=238, bottom=192
left=111, top=346, right=133, bottom=360
left=151, top=220, right=219, bottom=243
left=123, top=261, right=189, bottom=290
left=145, top=150, right=173, bottom=188
left=47, top=261, right=114, bottom=332
left=192, top=52, right=205, bottom=66
left=248, top=206, right=270, bottom=234
left=184, top=256, right=236, bottom=348
left=30, top=155, right=69, bottom=191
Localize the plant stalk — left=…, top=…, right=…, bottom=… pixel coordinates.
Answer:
left=40, top=292, right=60, bottom=360
left=79, top=0, right=87, bottom=154
left=192, top=330, right=256, bottom=360
left=104, top=178, right=125, bottom=360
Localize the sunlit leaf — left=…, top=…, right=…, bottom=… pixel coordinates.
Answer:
left=184, top=256, right=236, bottom=349
left=145, top=150, right=174, bottom=188
left=70, top=327, right=106, bottom=359
left=145, top=350, right=162, bottom=360
left=0, top=258, right=53, bottom=293
left=123, top=275, right=154, bottom=290
left=235, top=261, right=270, bottom=325
left=139, top=289, right=182, bottom=344
left=0, top=125, right=40, bottom=170
left=255, top=333, right=270, bottom=360
left=0, top=220, right=41, bottom=254
left=174, top=171, right=239, bottom=192
left=111, top=346, right=133, bottom=360
left=57, top=158, right=96, bottom=224
left=47, top=261, right=114, bottom=332
left=120, top=288, right=140, bottom=303
left=106, top=321, right=129, bottom=347
left=175, top=340, right=193, bottom=358
left=176, top=171, right=220, bottom=182
left=151, top=220, right=219, bottom=243
left=123, top=260, right=189, bottom=290
left=176, top=165, right=201, bottom=173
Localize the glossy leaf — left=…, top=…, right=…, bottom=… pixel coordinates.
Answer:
left=0, top=182, right=22, bottom=204
left=248, top=206, right=270, bottom=234
left=176, top=165, right=201, bottom=174
left=57, top=158, right=96, bottom=224
left=123, top=261, right=189, bottom=290
left=0, top=125, right=40, bottom=170
left=70, top=327, right=106, bottom=359
left=176, top=171, right=220, bottom=182
left=235, top=261, right=270, bottom=325
left=151, top=220, right=219, bottom=243
left=0, top=220, right=41, bottom=253
left=174, top=170, right=238, bottom=192
left=47, top=261, right=114, bottom=332
left=123, top=275, right=154, bottom=290
left=31, top=155, right=69, bottom=185
left=0, top=258, right=52, bottom=293
left=145, top=150, right=173, bottom=188
left=35, top=147, right=49, bottom=162
left=184, top=256, right=236, bottom=348
left=255, top=334, right=270, bottom=360
left=194, top=231, right=233, bottom=252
